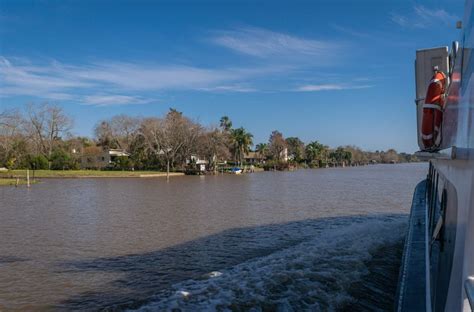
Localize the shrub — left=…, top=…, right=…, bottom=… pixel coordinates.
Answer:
left=29, top=155, right=49, bottom=170
left=50, top=149, right=73, bottom=170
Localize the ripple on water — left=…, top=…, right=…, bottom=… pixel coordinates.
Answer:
left=132, top=216, right=407, bottom=311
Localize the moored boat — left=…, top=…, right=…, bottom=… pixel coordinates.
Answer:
left=230, top=167, right=243, bottom=174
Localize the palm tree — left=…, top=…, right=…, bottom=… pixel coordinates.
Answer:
left=219, top=116, right=233, bottom=132
left=230, top=127, right=253, bottom=165
left=255, top=143, right=268, bottom=160
left=305, top=141, right=324, bottom=165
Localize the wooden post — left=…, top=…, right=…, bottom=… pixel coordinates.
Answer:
left=27, top=169, right=30, bottom=188
left=166, top=160, right=170, bottom=182
left=16, top=178, right=19, bottom=187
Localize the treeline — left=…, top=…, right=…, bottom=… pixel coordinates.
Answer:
left=0, top=104, right=418, bottom=172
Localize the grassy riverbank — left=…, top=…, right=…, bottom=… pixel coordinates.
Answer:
left=0, top=170, right=184, bottom=179
left=0, top=178, right=40, bottom=186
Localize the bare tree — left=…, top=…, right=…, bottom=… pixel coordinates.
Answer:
left=94, top=120, right=116, bottom=149
left=139, top=117, right=162, bottom=156
left=381, top=149, right=400, bottom=163
left=140, top=109, right=200, bottom=180
left=25, top=103, right=72, bottom=168
left=95, top=115, right=141, bottom=151
left=0, top=109, right=24, bottom=167
left=198, top=127, right=230, bottom=172
left=110, top=114, right=140, bottom=151
left=343, top=145, right=367, bottom=165
left=268, top=130, right=287, bottom=161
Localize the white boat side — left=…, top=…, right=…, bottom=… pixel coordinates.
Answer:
left=397, top=1, right=474, bottom=311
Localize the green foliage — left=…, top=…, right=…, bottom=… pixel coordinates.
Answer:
left=230, top=127, right=253, bottom=164
left=255, top=143, right=269, bottom=163
left=219, top=116, right=233, bottom=132
left=29, top=155, right=49, bottom=170
left=286, top=137, right=305, bottom=162
left=329, top=147, right=352, bottom=164
left=263, top=160, right=290, bottom=171
left=50, top=149, right=78, bottom=170
left=305, top=141, right=327, bottom=166
left=114, top=156, right=131, bottom=170
left=6, top=157, right=16, bottom=169
left=4, top=139, right=30, bottom=169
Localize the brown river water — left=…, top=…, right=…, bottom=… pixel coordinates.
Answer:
left=0, top=163, right=427, bottom=311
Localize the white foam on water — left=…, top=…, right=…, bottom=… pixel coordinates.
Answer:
left=132, top=216, right=407, bottom=311
left=208, top=271, right=223, bottom=278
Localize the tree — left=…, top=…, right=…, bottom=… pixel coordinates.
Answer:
left=0, top=109, right=24, bottom=167
left=5, top=138, right=30, bottom=169
left=95, top=115, right=141, bottom=152
left=329, top=147, right=352, bottom=166
left=305, top=141, right=327, bottom=167
left=50, top=148, right=75, bottom=170
left=197, top=128, right=231, bottom=172
left=29, top=154, right=49, bottom=170
left=25, top=103, right=72, bottom=168
left=268, top=130, right=287, bottom=162
left=381, top=149, right=399, bottom=163
left=95, top=121, right=117, bottom=149
left=285, top=137, right=305, bottom=162
left=219, top=116, right=233, bottom=132
left=255, top=143, right=269, bottom=159
left=230, top=127, right=253, bottom=165
left=139, top=109, right=201, bottom=179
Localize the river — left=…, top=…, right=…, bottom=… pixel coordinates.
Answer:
left=0, top=163, right=427, bottom=311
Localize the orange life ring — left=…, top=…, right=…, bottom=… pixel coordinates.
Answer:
left=421, top=70, right=447, bottom=150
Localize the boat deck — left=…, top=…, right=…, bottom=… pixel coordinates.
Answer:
left=396, top=180, right=428, bottom=311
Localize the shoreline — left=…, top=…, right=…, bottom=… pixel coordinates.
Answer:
left=0, top=170, right=185, bottom=180
left=0, top=163, right=422, bottom=185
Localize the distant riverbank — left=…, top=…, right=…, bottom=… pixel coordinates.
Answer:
left=0, top=164, right=415, bottom=186
left=0, top=170, right=184, bottom=180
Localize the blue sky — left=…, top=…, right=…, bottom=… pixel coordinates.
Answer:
left=0, top=0, right=464, bottom=152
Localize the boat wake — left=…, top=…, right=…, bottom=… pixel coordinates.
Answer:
left=132, top=216, right=406, bottom=311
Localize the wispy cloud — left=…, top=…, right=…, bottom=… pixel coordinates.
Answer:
left=82, top=95, right=152, bottom=106
left=391, top=5, right=458, bottom=29
left=295, top=83, right=373, bottom=92
left=0, top=57, right=93, bottom=100
left=331, top=24, right=373, bottom=39
left=414, top=5, right=458, bottom=25
left=0, top=25, right=357, bottom=105
left=210, top=26, right=339, bottom=60
left=0, top=57, right=268, bottom=105
left=72, top=62, right=243, bottom=91
left=197, top=84, right=257, bottom=93
left=390, top=14, right=410, bottom=28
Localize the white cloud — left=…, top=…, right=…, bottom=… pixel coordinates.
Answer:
left=391, top=5, right=458, bottom=29
left=414, top=5, right=458, bottom=25
left=0, top=57, right=268, bottom=105
left=211, top=26, right=338, bottom=59
left=0, top=57, right=91, bottom=96
left=296, top=84, right=372, bottom=92
left=82, top=95, right=152, bottom=106
left=197, top=85, right=257, bottom=93
left=390, top=14, right=409, bottom=28
left=72, top=62, right=243, bottom=91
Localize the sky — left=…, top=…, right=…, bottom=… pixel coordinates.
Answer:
left=0, top=0, right=465, bottom=153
